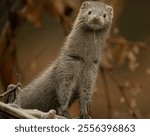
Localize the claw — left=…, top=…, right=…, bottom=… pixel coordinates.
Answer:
left=59, top=111, right=71, bottom=119
left=80, top=114, right=91, bottom=119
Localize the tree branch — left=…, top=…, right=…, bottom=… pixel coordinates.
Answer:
left=0, top=102, right=66, bottom=119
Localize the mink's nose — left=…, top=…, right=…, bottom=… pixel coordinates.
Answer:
left=92, top=16, right=104, bottom=25
left=93, top=16, right=100, bottom=24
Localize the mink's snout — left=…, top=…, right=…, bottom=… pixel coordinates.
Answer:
left=93, top=16, right=99, bottom=24
left=92, top=16, right=104, bottom=25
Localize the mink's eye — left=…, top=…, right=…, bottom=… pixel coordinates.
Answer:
left=88, top=11, right=92, bottom=15
left=103, top=14, right=106, bottom=18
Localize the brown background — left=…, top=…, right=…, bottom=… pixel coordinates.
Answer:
left=0, top=0, right=150, bottom=118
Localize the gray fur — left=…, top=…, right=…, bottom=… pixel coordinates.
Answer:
left=17, top=1, right=113, bottom=118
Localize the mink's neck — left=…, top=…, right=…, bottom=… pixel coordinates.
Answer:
left=62, top=22, right=108, bottom=61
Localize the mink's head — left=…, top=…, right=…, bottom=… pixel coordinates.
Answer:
left=76, top=1, right=113, bottom=31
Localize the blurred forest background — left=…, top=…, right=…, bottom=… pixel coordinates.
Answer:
left=0, top=0, right=150, bottom=118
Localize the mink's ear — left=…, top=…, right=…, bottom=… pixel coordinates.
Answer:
left=81, top=1, right=90, bottom=9
left=107, top=6, right=113, bottom=15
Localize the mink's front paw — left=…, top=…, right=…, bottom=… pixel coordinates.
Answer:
left=80, top=114, right=91, bottom=119
left=58, top=111, right=71, bottom=119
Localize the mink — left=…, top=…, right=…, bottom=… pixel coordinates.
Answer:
left=17, top=1, right=113, bottom=119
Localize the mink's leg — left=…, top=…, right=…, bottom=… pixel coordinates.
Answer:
left=79, top=83, right=92, bottom=119
left=79, top=69, right=97, bottom=119
left=57, top=74, right=77, bottom=118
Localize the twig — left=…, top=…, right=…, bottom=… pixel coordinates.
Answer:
left=0, top=83, right=21, bottom=98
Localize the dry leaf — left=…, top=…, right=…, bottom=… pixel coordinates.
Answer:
left=120, top=96, right=125, bottom=103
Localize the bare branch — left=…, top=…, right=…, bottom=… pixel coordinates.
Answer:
left=0, top=83, right=21, bottom=98
left=0, top=83, right=21, bottom=103
left=0, top=102, right=36, bottom=119
left=0, top=102, right=66, bottom=119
